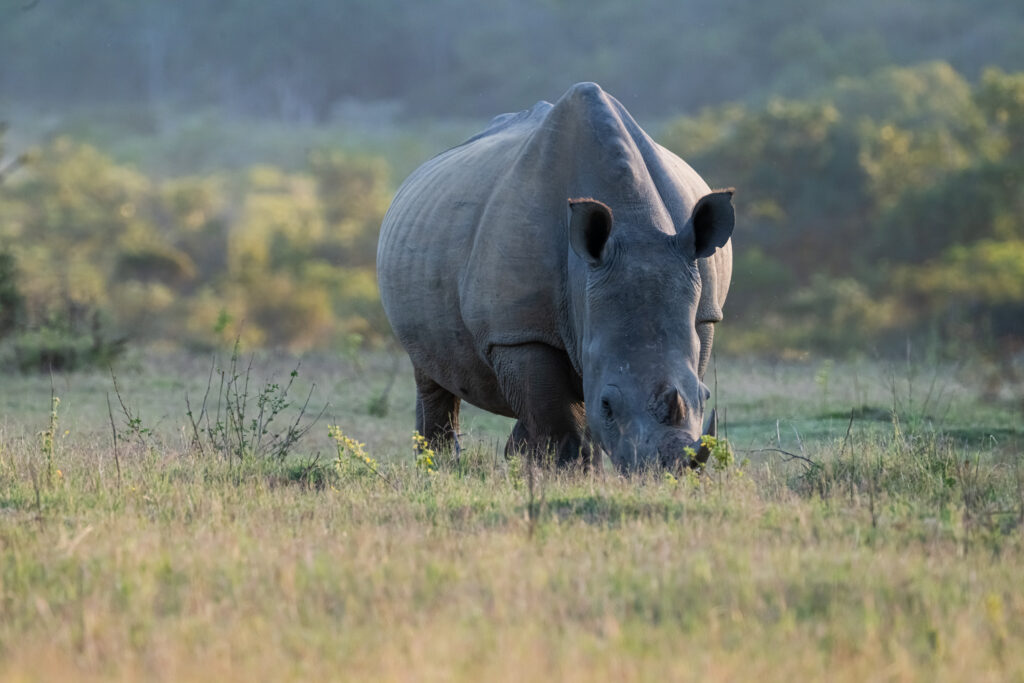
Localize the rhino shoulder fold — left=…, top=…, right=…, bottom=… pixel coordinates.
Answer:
left=463, top=100, right=554, bottom=146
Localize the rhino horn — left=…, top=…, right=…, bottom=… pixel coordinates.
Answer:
left=693, top=408, right=717, bottom=465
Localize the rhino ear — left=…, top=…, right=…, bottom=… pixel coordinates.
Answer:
left=568, top=198, right=613, bottom=265
left=683, top=189, right=735, bottom=259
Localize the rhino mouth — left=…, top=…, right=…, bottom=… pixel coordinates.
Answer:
left=656, top=408, right=718, bottom=470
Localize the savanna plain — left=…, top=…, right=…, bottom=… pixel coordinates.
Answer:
left=0, top=350, right=1022, bottom=682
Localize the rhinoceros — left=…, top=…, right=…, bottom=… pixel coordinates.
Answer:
left=377, top=82, right=734, bottom=472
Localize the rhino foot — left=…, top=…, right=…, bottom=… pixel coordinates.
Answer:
left=492, top=343, right=597, bottom=472
left=414, top=367, right=461, bottom=453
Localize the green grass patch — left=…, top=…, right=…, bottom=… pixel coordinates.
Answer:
left=0, top=353, right=1021, bottom=680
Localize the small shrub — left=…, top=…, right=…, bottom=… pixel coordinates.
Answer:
left=186, top=342, right=325, bottom=464
left=3, top=317, right=125, bottom=373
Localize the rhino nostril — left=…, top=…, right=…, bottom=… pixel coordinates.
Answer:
left=667, top=393, right=684, bottom=423
left=648, top=385, right=687, bottom=426
left=660, top=452, right=682, bottom=470
left=665, top=388, right=686, bottom=426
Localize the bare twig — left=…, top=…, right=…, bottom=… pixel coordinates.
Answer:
left=110, top=368, right=150, bottom=452
left=106, top=392, right=121, bottom=491
left=270, top=383, right=328, bottom=461
left=839, top=408, right=856, bottom=460
left=28, top=461, right=41, bottom=512
left=185, top=393, right=205, bottom=458
left=791, top=425, right=806, bottom=458
left=868, top=464, right=878, bottom=531
left=46, top=369, right=56, bottom=486
left=526, top=458, right=546, bottom=539
left=1015, top=453, right=1024, bottom=530
left=741, top=447, right=819, bottom=470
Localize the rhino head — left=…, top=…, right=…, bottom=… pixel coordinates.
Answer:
left=568, top=191, right=734, bottom=473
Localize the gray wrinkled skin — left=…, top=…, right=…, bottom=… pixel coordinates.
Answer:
left=377, top=83, right=734, bottom=473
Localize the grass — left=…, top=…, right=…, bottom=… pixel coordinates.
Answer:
left=0, top=350, right=1022, bottom=681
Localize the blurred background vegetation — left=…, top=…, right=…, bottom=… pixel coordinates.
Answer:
left=1, top=0, right=1023, bottom=369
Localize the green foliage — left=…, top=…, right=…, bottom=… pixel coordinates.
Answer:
left=309, top=149, right=391, bottom=268
left=666, top=61, right=1024, bottom=355
left=0, top=250, right=25, bottom=338
left=330, top=425, right=392, bottom=487
left=4, top=56, right=1024, bottom=357
left=412, top=432, right=437, bottom=473
left=895, top=240, right=1024, bottom=345
left=667, top=96, right=865, bottom=276
left=0, top=135, right=393, bottom=359
left=1, top=309, right=126, bottom=373
left=976, top=67, right=1024, bottom=157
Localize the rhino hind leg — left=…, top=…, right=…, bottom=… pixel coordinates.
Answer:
left=414, top=367, right=461, bottom=453
left=491, top=344, right=595, bottom=471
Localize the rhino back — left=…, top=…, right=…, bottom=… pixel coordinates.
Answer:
left=377, top=102, right=564, bottom=412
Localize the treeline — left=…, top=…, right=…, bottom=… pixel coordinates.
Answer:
left=1, top=61, right=1023, bottom=368
left=664, top=62, right=1024, bottom=355
left=0, top=132, right=390, bottom=369
left=2, top=0, right=1023, bottom=120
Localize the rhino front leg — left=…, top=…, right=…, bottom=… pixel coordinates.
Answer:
left=491, top=344, right=595, bottom=471
left=414, top=367, right=461, bottom=453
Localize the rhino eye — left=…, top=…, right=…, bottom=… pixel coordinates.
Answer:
left=600, top=397, right=614, bottom=422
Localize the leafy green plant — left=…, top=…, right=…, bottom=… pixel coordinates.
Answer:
left=186, top=341, right=325, bottom=464
left=3, top=312, right=126, bottom=373
left=412, top=431, right=437, bottom=473
left=329, top=425, right=396, bottom=489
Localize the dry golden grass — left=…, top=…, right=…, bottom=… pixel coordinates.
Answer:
left=0, top=352, right=1021, bottom=681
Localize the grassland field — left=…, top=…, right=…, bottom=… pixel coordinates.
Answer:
left=0, top=349, right=1022, bottom=681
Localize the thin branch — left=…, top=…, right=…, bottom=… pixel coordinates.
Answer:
left=839, top=408, right=856, bottom=460
left=741, top=447, right=819, bottom=469
left=791, top=424, right=806, bottom=457
left=106, top=392, right=122, bottom=491
left=185, top=392, right=205, bottom=458
left=273, top=383, right=327, bottom=460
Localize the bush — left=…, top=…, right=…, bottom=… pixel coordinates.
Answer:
left=0, top=250, right=25, bottom=338
left=2, top=317, right=125, bottom=373
left=0, top=136, right=396, bottom=354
